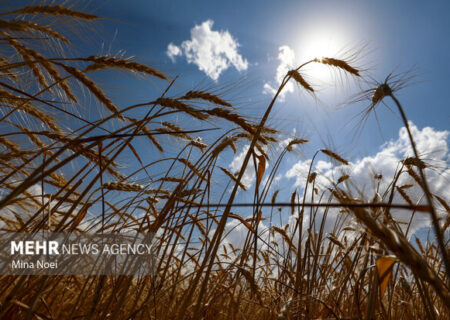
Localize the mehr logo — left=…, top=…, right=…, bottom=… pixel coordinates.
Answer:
left=11, top=241, right=59, bottom=255
left=10, top=239, right=154, bottom=256
left=2, top=233, right=157, bottom=275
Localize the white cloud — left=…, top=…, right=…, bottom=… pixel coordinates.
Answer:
left=166, top=43, right=182, bottom=62
left=201, top=123, right=448, bottom=271
left=286, top=122, right=450, bottom=235
left=0, top=183, right=92, bottom=231
left=263, top=45, right=296, bottom=101
left=167, top=20, right=248, bottom=81
left=277, top=128, right=299, bottom=151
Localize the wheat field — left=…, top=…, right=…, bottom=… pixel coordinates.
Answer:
left=0, top=3, right=448, bottom=320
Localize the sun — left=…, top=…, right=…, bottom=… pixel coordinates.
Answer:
left=294, top=26, right=353, bottom=83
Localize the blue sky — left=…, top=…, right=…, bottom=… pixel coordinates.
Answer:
left=83, top=0, right=450, bottom=201
left=91, top=0, right=449, bottom=144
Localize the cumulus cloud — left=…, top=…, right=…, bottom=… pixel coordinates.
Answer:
left=277, top=128, right=301, bottom=151
left=0, top=183, right=92, bottom=230
left=263, top=45, right=296, bottom=101
left=218, top=123, right=448, bottom=266
left=166, top=43, right=182, bottom=62
left=166, top=20, right=248, bottom=81
left=205, top=123, right=450, bottom=274
left=286, top=122, right=450, bottom=235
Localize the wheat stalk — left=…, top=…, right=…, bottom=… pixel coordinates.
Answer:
left=7, top=5, right=98, bottom=20
left=181, top=90, right=232, bottom=107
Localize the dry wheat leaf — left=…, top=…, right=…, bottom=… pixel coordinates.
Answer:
left=376, top=255, right=397, bottom=297
left=256, top=154, right=266, bottom=186
left=290, top=191, right=296, bottom=215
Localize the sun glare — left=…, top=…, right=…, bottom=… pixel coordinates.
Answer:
left=294, top=27, right=353, bottom=83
